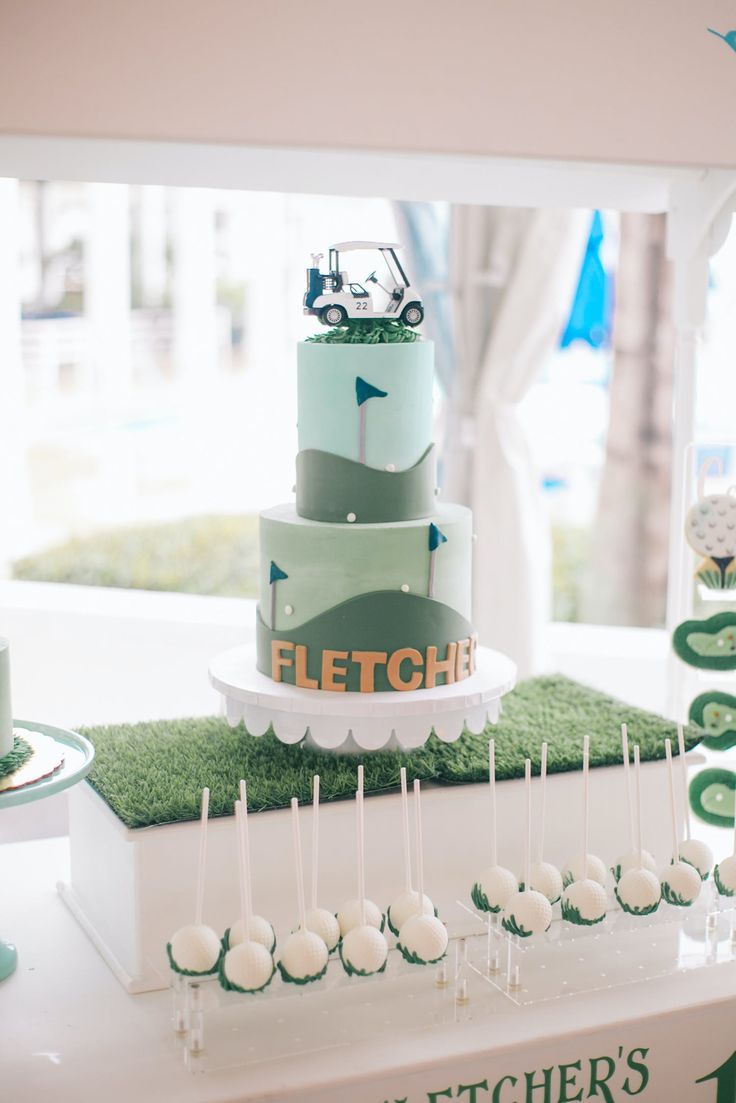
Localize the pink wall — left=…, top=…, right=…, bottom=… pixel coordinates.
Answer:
left=1, top=0, right=734, bottom=169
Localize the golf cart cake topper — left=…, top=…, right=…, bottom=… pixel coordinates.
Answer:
left=304, top=242, right=424, bottom=328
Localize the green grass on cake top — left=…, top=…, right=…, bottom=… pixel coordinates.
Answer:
left=80, top=676, right=702, bottom=830
left=306, top=318, right=420, bottom=344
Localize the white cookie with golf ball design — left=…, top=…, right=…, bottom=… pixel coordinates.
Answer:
left=686, top=493, right=736, bottom=559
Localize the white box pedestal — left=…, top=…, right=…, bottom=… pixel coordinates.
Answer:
left=61, top=757, right=692, bottom=993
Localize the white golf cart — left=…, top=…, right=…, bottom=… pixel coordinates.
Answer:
left=304, top=241, right=424, bottom=327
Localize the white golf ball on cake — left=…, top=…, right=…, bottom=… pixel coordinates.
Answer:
left=561, top=878, right=607, bottom=926
left=502, top=888, right=553, bottom=938
left=222, top=939, right=275, bottom=993
left=398, top=913, right=448, bottom=964
left=278, top=928, right=329, bottom=984
left=304, top=906, right=340, bottom=953
left=227, top=914, right=276, bottom=953
left=714, top=853, right=736, bottom=897
left=169, top=923, right=222, bottom=975
left=660, top=860, right=702, bottom=906
left=615, top=868, right=661, bottom=915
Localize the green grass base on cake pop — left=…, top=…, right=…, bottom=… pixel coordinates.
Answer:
left=0, top=735, right=33, bottom=780
left=78, top=675, right=702, bottom=831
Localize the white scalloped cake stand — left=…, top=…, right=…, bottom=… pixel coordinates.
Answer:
left=209, top=644, right=516, bottom=752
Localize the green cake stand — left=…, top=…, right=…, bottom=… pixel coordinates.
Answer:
left=0, top=720, right=95, bottom=981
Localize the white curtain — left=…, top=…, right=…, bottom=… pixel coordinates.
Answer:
left=443, top=207, right=590, bottom=676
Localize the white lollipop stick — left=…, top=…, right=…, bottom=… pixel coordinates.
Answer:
left=234, top=799, right=251, bottom=941
left=677, top=724, right=691, bottom=840
left=489, top=739, right=498, bottom=866
left=582, top=736, right=590, bottom=869
left=413, top=779, right=425, bottom=908
left=697, top=456, right=723, bottom=501
left=538, top=742, right=548, bottom=864
left=524, top=758, right=531, bottom=894
left=290, top=798, right=307, bottom=931
left=356, top=789, right=366, bottom=927
left=194, top=787, right=210, bottom=926
left=633, top=745, right=643, bottom=869
left=621, top=723, right=636, bottom=851
left=311, top=774, right=320, bottom=911
left=239, top=779, right=255, bottom=922
left=665, top=739, right=680, bottom=862
left=358, top=763, right=364, bottom=796
left=401, top=767, right=413, bottom=894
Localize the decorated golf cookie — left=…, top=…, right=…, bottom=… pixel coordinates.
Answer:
left=471, top=739, right=518, bottom=913
left=168, top=788, right=221, bottom=976
left=614, top=746, right=660, bottom=916
left=387, top=767, right=435, bottom=936
left=397, top=780, right=448, bottom=964
left=304, top=775, right=340, bottom=953
left=672, top=612, right=736, bottom=671
left=689, top=767, right=736, bottom=829
left=340, top=786, right=388, bottom=977
left=521, top=742, right=563, bottom=905
left=612, top=724, right=656, bottom=883
left=501, top=760, right=552, bottom=938
left=689, top=691, right=736, bottom=751
left=661, top=738, right=702, bottom=907
left=561, top=736, right=607, bottom=926
left=685, top=467, right=736, bottom=590
left=220, top=798, right=276, bottom=994
left=675, top=724, right=713, bottom=880
left=278, top=799, right=329, bottom=985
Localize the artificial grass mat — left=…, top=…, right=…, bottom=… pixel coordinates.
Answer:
left=80, top=675, right=702, bottom=830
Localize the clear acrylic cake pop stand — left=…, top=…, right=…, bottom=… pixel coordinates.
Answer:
left=171, top=887, right=736, bottom=1073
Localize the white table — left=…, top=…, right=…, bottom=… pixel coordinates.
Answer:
left=3, top=836, right=736, bottom=1103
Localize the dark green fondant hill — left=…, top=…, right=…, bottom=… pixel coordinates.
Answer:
left=256, top=589, right=474, bottom=691
left=296, top=445, right=435, bottom=523
left=80, top=675, right=702, bottom=830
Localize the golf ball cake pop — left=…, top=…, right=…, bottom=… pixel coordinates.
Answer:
left=561, top=737, right=607, bottom=926
left=278, top=798, right=329, bottom=984
left=397, top=780, right=448, bottom=964
left=614, top=746, right=661, bottom=916
left=714, top=806, right=736, bottom=897
left=338, top=766, right=385, bottom=937
left=168, top=787, right=221, bottom=976
left=220, top=797, right=275, bottom=993
left=660, top=739, right=702, bottom=907
left=225, top=780, right=276, bottom=953
left=675, top=725, right=713, bottom=880
left=612, top=724, right=657, bottom=883
left=388, top=768, right=435, bottom=935
left=472, top=739, right=518, bottom=913
left=502, top=760, right=553, bottom=937
left=304, top=775, right=340, bottom=952
left=562, top=852, right=607, bottom=889
left=340, top=785, right=388, bottom=977
left=522, top=743, right=563, bottom=904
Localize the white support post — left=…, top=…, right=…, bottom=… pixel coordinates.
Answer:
left=86, top=183, right=132, bottom=395
left=0, top=178, right=31, bottom=570
left=665, top=171, right=736, bottom=718
left=171, top=188, right=218, bottom=383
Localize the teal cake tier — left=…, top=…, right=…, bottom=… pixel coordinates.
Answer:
left=256, top=591, right=476, bottom=693
left=259, top=502, right=472, bottom=632
left=297, top=340, right=434, bottom=472
left=295, top=444, right=436, bottom=523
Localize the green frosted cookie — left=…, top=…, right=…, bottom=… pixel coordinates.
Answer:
left=672, top=613, right=736, bottom=670
left=689, top=767, right=736, bottom=829
left=689, top=692, right=736, bottom=751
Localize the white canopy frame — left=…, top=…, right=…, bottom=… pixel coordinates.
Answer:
left=0, top=134, right=734, bottom=714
